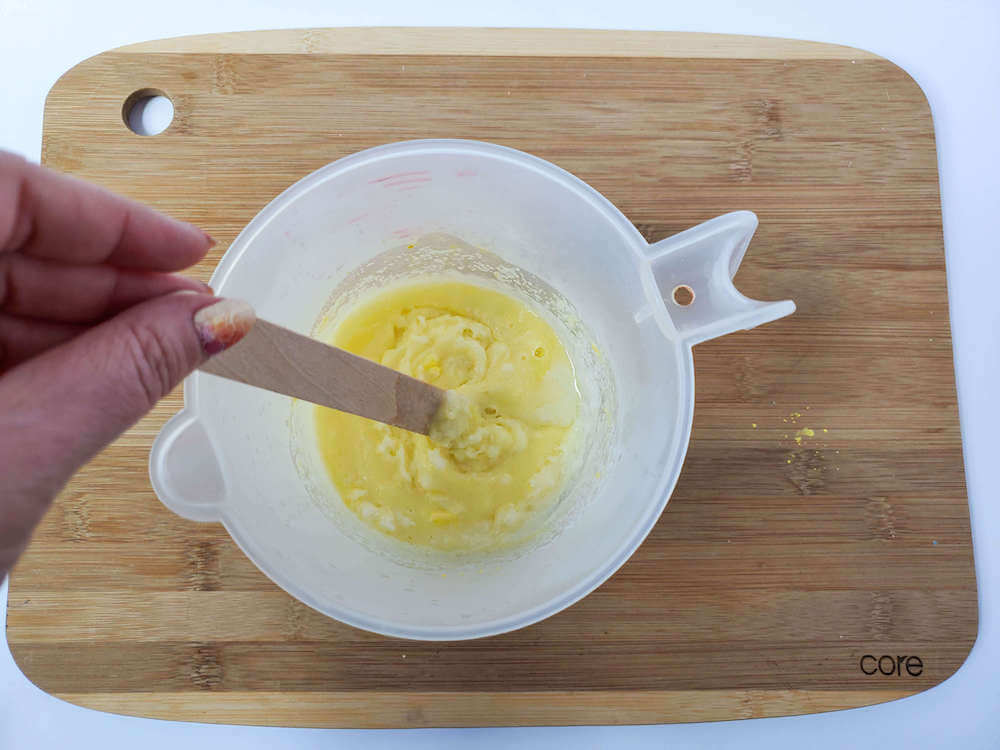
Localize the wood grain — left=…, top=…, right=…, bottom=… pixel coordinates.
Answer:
left=6, top=27, right=975, bottom=728
left=53, top=690, right=912, bottom=728
left=201, top=319, right=445, bottom=434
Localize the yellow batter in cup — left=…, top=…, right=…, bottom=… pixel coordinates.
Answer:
left=315, top=280, right=581, bottom=551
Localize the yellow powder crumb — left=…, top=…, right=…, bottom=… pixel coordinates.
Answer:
left=752, top=423, right=757, bottom=428
left=794, top=436, right=802, bottom=445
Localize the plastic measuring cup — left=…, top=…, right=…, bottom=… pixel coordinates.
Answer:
left=151, top=140, right=794, bottom=640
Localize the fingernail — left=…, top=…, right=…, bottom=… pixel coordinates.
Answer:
left=193, top=227, right=217, bottom=248
left=193, top=299, right=255, bottom=355
left=172, top=276, right=213, bottom=295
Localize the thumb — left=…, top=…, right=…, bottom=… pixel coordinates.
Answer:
left=0, top=293, right=255, bottom=502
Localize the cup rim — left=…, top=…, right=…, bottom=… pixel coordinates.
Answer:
left=183, top=139, right=694, bottom=640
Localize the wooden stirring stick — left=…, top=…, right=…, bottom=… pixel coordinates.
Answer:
left=200, top=319, right=446, bottom=435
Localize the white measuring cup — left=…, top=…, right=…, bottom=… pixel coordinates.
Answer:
left=150, top=140, right=794, bottom=640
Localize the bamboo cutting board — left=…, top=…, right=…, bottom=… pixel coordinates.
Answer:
left=6, top=28, right=976, bottom=727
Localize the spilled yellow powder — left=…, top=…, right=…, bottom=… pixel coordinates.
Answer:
left=793, top=427, right=816, bottom=445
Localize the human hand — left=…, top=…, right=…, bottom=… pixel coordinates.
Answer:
left=0, top=152, right=254, bottom=578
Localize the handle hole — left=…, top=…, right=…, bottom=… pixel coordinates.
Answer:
left=123, top=89, right=174, bottom=136
left=672, top=284, right=695, bottom=306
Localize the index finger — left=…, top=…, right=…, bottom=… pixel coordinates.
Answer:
left=0, top=151, right=214, bottom=271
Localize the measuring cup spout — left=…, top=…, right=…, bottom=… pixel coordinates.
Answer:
left=644, top=211, right=795, bottom=346
left=150, top=409, right=227, bottom=522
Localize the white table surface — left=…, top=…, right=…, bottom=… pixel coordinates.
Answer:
left=2, top=1, right=998, bottom=747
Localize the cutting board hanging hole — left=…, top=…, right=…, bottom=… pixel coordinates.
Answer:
left=122, top=88, right=173, bottom=136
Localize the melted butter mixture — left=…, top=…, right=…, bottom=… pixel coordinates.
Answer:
left=315, top=281, right=581, bottom=551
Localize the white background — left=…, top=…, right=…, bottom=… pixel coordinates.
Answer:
left=1, top=1, right=998, bottom=747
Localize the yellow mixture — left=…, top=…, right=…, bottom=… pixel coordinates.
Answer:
left=315, top=280, right=581, bottom=551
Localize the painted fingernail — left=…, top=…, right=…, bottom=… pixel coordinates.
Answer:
left=193, top=299, right=255, bottom=355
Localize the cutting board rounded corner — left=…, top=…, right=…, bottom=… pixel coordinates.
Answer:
left=4, top=616, right=62, bottom=698
left=931, top=624, right=981, bottom=690
left=41, top=54, right=134, bottom=151
left=846, top=47, right=935, bottom=126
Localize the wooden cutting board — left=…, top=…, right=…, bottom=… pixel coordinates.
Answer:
left=6, top=28, right=976, bottom=728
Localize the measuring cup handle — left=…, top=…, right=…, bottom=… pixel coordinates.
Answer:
left=149, top=409, right=226, bottom=522
left=644, top=210, right=795, bottom=346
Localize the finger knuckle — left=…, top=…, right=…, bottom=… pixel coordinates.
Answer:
left=0, top=156, right=34, bottom=253
left=121, top=323, right=177, bottom=407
